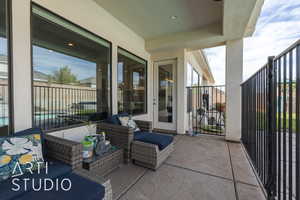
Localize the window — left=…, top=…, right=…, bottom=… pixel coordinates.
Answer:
left=117, top=48, right=147, bottom=115
left=0, top=0, right=11, bottom=136
left=187, top=63, right=193, bottom=87
left=187, top=63, right=201, bottom=87
left=32, top=4, right=111, bottom=131
left=192, top=69, right=200, bottom=86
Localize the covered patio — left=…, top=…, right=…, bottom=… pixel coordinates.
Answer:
left=0, top=0, right=273, bottom=199
left=95, top=135, right=265, bottom=200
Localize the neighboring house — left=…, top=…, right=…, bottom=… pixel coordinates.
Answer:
left=79, top=77, right=96, bottom=88
left=33, top=71, right=49, bottom=82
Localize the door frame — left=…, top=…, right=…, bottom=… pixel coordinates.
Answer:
left=153, top=59, right=177, bottom=131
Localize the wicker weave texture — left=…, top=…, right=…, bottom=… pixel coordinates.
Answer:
left=131, top=141, right=174, bottom=170
left=83, top=149, right=123, bottom=176
left=44, top=134, right=83, bottom=169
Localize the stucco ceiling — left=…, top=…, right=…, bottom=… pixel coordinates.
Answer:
left=94, top=0, right=223, bottom=39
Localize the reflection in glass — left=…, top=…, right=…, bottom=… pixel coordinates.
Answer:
left=158, top=64, right=173, bottom=123
left=0, top=0, right=9, bottom=136
left=117, top=49, right=146, bottom=115
left=192, top=69, right=200, bottom=86
left=32, top=6, right=111, bottom=130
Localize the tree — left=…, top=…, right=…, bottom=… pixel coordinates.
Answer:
left=52, top=66, right=78, bottom=84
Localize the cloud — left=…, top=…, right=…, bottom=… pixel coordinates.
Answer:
left=204, top=0, right=300, bottom=83
left=203, top=46, right=225, bottom=85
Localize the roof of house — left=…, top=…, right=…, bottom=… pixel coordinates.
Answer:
left=79, top=77, right=96, bottom=85
left=0, top=55, right=7, bottom=63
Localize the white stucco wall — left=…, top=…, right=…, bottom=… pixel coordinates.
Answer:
left=225, top=39, right=243, bottom=142
left=10, top=0, right=219, bottom=136
left=151, top=49, right=186, bottom=134
left=12, top=0, right=32, bottom=131
left=11, top=0, right=151, bottom=134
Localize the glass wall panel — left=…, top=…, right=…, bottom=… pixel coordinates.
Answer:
left=32, top=4, right=111, bottom=130
left=187, top=63, right=193, bottom=87
left=117, top=48, right=147, bottom=115
left=192, top=69, right=200, bottom=86
left=0, top=0, right=10, bottom=136
left=158, top=64, right=173, bottom=122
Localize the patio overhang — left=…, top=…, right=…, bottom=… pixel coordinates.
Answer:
left=95, top=0, right=264, bottom=52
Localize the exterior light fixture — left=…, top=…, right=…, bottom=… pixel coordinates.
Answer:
left=68, top=42, right=74, bottom=47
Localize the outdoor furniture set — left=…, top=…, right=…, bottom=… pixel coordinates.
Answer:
left=0, top=128, right=112, bottom=200
left=99, top=113, right=174, bottom=170
left=0, top=113, right=174, bottom=200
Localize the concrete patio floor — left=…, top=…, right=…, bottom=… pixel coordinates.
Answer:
left=103, top=135, right=266, bottom=200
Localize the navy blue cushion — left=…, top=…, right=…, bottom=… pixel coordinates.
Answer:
left=107, top=113, right=129, bottom=125
left=15, top=173, right=105, bottom=200
left=0, top=160, right=72, bottom=200
left=134, top=131, right=174, bottom=150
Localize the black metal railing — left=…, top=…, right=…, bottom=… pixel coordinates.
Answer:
left=33, top=85, right=105, bottom=131
left=242, top=39, right=300, bottom=200
left=187, top=85, right=225, bottom=136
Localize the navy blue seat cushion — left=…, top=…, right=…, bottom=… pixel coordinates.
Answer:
left=15, top=173, right=105, bottom=200
left=0, top=159, right=72, bottom=200
left=106, top=113, right=129, bottom=125
left=134, top=131, right=174, bottom=150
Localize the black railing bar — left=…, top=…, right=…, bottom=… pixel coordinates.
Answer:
left=295, top=43, right=300, bottom=200
left=288, top=50, right=293, bottom=200
left=277, top=58, right=282, bottom=199
left=283, top=53, right=287, bottom=200
left=241, top=64, right=268, bottom=86
left=274, top=40, right=300, bottom=60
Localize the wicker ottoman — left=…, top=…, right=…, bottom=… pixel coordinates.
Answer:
left=131, top=140, right=174, bottom=170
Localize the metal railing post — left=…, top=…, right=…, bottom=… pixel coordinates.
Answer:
left=266, top=56, right=276, bottom=200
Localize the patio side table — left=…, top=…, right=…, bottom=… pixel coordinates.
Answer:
left=82, top=146, right=123, bottom=176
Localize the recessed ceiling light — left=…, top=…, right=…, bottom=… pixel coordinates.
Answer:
left=170, top=15, right=178, bottom=20
left=68, top=42, right=74, bottom=47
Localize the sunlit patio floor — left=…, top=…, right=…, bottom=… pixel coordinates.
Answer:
left=102, top=134, right=265, bottom=200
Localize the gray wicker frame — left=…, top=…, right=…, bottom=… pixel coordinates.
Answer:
left=44, top=134, right=112, bottom=200
left=44, top=134, right=83, bottom=169
left=99, top=120, right=174, bottom=170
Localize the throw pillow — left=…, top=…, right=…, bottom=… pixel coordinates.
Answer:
left=119, top=116, right=130, bottom=127
left=127, top=119, right=140, bottom=132
left=0, top=133, right=45, bottom=182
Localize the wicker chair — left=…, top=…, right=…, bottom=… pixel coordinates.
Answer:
left=44, top=134, right=112, bottom=200
left=98, top=120, right=174, bottom=170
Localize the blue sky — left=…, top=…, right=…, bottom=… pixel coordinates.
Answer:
left=33, top=46, right=96, bottom=80
left=204, top=0, right=300, bottom=85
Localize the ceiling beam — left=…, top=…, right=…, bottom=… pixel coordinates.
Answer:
left=145, top=0, right=264, bottom=52
left=145, top=22, right=226, bottom=52
left=223, top=0, right=264, bottom=38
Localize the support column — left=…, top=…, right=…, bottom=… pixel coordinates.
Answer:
left=111, top=44, right=118, bottom=115
left=225, top=39, right=243, bottom=142
left=12, top=0, right=32, bottom=131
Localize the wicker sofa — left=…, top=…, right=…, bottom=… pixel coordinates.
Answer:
left=0, top=128, right=112, bottom=200
left=99, top=116, right=174, bottom=170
